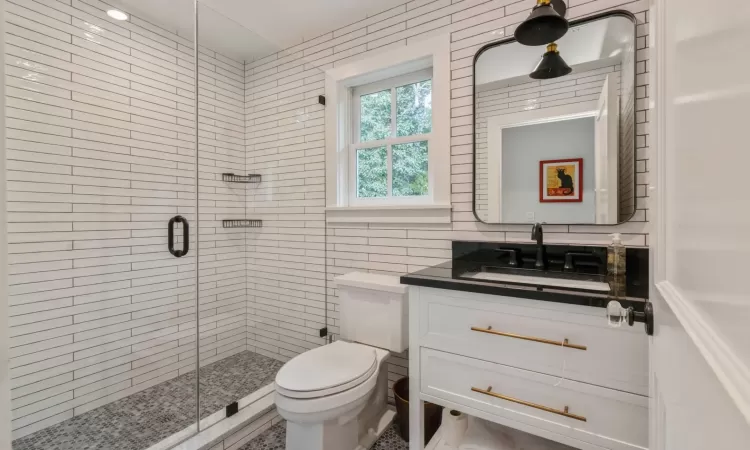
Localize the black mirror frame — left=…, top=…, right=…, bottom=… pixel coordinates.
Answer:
left=471, top=10, right=639, bottom=226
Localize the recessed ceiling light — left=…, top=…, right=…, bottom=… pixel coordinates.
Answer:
left=107, top=9, right=128, bottom=21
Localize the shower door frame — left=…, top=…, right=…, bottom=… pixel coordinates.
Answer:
left=0, top=1, right=11, bottom=449
left=192, top=0, right=202, bottom=433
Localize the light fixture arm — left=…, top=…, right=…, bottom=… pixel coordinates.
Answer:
left=549, top=0, right=568, bottom=18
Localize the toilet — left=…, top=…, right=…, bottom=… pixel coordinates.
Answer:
left=274, top=272, right=409, bottom=450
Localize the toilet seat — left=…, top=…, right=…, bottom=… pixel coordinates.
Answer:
left=275, top=341, right=378, bottom=399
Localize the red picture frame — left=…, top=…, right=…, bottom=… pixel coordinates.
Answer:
left=539, top=158, right=583, bottom=203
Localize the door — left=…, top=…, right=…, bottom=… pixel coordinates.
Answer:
left=486, top=117, right=503, bottom=223
left=593, top=74, right=618, bottom=224
left=650, top=0, right=750, bottom=448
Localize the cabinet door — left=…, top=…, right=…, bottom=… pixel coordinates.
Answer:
left=421, top=349, right=648, bottom=450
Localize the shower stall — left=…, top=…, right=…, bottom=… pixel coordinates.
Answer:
left=3, top=0, right=325, bottom=448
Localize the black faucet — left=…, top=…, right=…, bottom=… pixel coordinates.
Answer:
left=531, top=223, right=547, bottom=271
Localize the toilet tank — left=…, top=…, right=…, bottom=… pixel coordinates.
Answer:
left=335, top=272, right=409, bottom=353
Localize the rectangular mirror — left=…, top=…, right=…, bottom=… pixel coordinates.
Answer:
left=473, top=12, right=637, bottom=225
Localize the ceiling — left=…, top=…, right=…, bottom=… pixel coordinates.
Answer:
left=106, top=0, right=410, bottom=62
left=199, top=0, right=410, bottom=49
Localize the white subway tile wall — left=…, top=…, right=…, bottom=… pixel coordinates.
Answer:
left=5, top=0, right=248, bottom=439
left=244, top=0, right=650, bottom=397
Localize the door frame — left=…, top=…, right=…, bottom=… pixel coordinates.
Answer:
left=594, top=74, right=620, bottom=224
left=650, top=0, right=750, bottom=432
left=486, top=101, right=598, bottom=223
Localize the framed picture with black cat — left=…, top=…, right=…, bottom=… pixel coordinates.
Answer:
left=539, top=158, right=583, bottom=203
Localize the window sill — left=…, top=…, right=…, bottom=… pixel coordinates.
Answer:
left=325, top=204, right=453, bottom=224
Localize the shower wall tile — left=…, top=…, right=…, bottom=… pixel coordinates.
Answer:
left=244, top=0, right=650, bottom=400
left=4, top=0, right=248, bottom=439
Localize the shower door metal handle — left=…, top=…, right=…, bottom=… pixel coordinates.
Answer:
left=168, top=215, right=189, bottom=257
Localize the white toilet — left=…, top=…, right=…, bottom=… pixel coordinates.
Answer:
left=274, top=272, right=409, bottom=450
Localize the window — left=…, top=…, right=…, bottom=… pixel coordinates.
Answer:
left=324, top=34, right=451, bottom=224
left=350, top=70, right=433, bottom=205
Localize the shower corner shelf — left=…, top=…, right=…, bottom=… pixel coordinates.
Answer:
left=222, top=219, right=262, bottom=229
left=222, top=173, right=261, bottom=184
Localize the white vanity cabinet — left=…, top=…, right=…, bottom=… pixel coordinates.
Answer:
left=408, top=286, right=649, bottom=450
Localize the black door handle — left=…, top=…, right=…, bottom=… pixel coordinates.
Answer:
left=168, top=215, right=189, bottom=257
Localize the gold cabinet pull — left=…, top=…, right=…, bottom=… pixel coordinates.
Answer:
left=472, top=386, right=587, bottom=422
left=470, top=326, right=587, bottom=351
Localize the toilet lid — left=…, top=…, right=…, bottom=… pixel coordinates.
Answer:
left=275, top=341, right=377, bottom=398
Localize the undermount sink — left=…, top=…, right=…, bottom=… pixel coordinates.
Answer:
left=464, top=271, right=611, bottom=292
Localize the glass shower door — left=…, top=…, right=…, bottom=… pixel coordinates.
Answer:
left=194, top=1, right=291, bottom=423
left=5, top=0, right=200, bottom=448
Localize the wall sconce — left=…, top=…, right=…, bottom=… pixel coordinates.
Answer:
left=514, top=0, right=569, bottom=46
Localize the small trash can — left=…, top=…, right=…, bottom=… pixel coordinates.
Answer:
left=393, top=377, right=443, bottom=443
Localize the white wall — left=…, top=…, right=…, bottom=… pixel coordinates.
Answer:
left=4, top=0, right=247, bottom=439
left=500, top=117, right=596, bottom=223
left=244, top=0, right=650, bottom=395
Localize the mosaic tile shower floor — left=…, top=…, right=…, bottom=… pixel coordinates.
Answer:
left=12, top=351, right=284, bottom=450
left=237, top=420, right=409, bottom=450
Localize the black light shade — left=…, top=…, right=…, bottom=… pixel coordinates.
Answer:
left=514, top=0, right=569, bottom=46
left=530, top=43, right=573, bottom=80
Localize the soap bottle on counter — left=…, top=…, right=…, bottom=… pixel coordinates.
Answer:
left=607, top=233, right=627, bottom=297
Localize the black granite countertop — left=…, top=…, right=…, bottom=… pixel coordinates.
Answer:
left=400, top=256, right=648, bottom=312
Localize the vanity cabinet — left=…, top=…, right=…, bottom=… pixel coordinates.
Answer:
left=419, top=289, right=648, bottom=396
left=408, top=286, right=649, bottom=450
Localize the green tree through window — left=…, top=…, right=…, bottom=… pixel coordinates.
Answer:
left=357, top=147, right=387, bottom=198
left=360, top=90, right=391, bottom=142
left=356, top=79, right=432, bottom=198
left=397, top=80, right=432, bottom=137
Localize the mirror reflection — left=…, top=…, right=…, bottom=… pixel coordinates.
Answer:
left=474, top=14, right=636, bottom=225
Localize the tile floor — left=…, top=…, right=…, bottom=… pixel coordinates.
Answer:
left=237, top=420, right=409, bottom=450
left=12, top=351, right=284, bottom=450
left=236, top=416, right=579, bottom=450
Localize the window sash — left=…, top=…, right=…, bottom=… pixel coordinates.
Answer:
left=348, top=136, right=432, bottom=206
left=352, top=68, right=433, bottom=146
left=349, top=68, right=433, bottom=206
left=351, top=133, right=431, bottom=150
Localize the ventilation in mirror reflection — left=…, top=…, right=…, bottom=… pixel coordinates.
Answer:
left=474, top=14, right=637, bottom=225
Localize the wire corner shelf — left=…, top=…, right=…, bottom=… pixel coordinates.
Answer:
left=222, top=219, right=262, bottom=229
left=222, top=173, right=261, bottom=184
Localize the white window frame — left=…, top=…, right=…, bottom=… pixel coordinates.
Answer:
left=325, top=34, right=452, bottom=224
left=350, top=69, right=433, bottom=206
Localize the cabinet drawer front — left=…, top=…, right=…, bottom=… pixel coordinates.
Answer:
left=419, top=291, right=648, bottom=395
left=421, top=349, right=648, bottom=450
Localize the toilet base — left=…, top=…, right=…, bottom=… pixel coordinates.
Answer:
left=286, top=406, right=395, bottom=450
left=354, top=406, right=396, bottom=450
left=279, top=344, right=393, bottom=450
